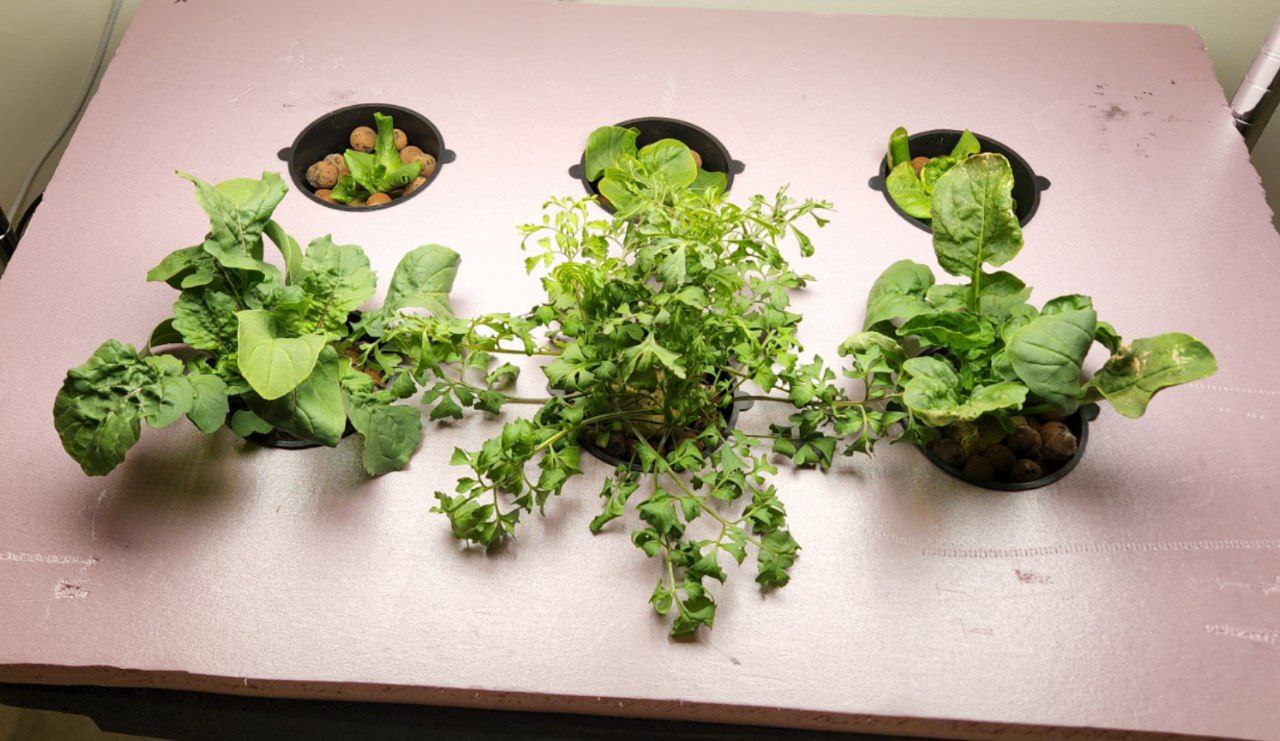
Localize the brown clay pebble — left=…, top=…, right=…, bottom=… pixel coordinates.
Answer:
left=350, top=126, right=376, bottom=153
left=305, top=161, right=339, bottom=189
left=963, top=456, right=995, bottom=482
left=392, top=128, right=408, bottom=151
left=405, top=176, right=428, bottom=195
left=690, top=150, right=703, bottom=168
left=929, top=438, right=965, bottom=469
left=399, top=145, right=424, bottom=163
left=313, top=188, right=335, bottom=203
left=984, top=443, right=1016, bottom=478
left=323, top=153, right=349, bottom=178
left=1009, top=459, right=1044, bottom=483
left=366, top=193, right=392, bottom=206
left=1038, top=410, right=1065, bottom=423
left=1008, top=425, right=1042, bottom=458
left=911, top=156, right=931, bottom=175
left=1040, top=422, right=1078, bottom=462
left=414, top=153, right=437, bottom=179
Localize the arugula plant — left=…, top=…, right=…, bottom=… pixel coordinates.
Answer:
left=330, top=112, right=423, bottom=204
left=884, top=126, right=981, bottom=221
left=583, top=125, right=728, bottom=217
left=53, top=171, right=460, bottom=477
left=428, top=145, right=899, bottom=636
left=855, top=153, right=1217, bottom=447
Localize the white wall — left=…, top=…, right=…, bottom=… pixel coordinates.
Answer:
left=1, top=0, right=1276, bottom=239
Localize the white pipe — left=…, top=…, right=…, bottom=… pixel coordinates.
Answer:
left=6, top=0, right=124, bottom=224
left=1231, top=13, right=1280, bottom=149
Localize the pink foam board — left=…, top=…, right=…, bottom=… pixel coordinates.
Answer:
left=1, top=0, right=1278, bottom=737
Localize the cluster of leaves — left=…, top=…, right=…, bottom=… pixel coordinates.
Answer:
left=330, top=112, right=423, bottom=204
left=853, top=153, right=1217, bottom=444
left=583, top=125, right=727, bottom=217
left=884, top=126, right=981, bottom=220
left=53, top=172, right=461, bottom=477
left=431, top=135, right=908, bottom=636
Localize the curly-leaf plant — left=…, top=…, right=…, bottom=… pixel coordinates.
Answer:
left=430, top=140, right=899, bottom=636
left=53, top=172, right=460, bottom=477
left=852, top=153, right=1217, bottom=457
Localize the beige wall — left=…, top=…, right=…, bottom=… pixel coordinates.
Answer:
left=1, top=0, right=1277, bottom=235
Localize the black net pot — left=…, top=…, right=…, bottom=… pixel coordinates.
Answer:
left=569, top=117, right=745, bottom=214
left=278, top=103, right=455, bottom=212
left=920, top=404, right=1098, bottom=492
left=869, top=129, right=1050, bottom=233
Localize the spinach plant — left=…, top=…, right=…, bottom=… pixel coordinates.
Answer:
left=330, top=112, right=422, bottom=204
left=53, top=172, right=460, bottom=477
left=884, top=126, right=981, bottom=221
left=855, top=153, right=1217, bottom=460
left=429, top=139, right=899, bottom=635
left=583, top=125, right=727, bottom=217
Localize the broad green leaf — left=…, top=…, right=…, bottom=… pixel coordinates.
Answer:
left=1095, top=321, right=1122, bottom=354
left=898, top=311, right=995, bottom=355
left=236, top=309, right=326, bottom=400
left=180, top=171, right=284, bottom=272
left=213, top=178, right=264, bottom=206
left=584, top=125, right=639, bottom=181
left=186, top=372, right=229, bottom=433
left=1042, top=294, right=1092, bottom=316
left=863, top=259, right=935, bottom=331
left=1008, top=308, right=1097, bottom=412
left=148, top=318, right=183, bottom=348
left=885, top=161, right=931, bottom=219
left=977, top=271, right=1032, bottom=317
left=950, top=129, right=981, bottom=159
left=931, top=153, right=1022, bottom=279
left=1088, top=333, right=1217, bottom=418
left=230, top=409, right=272, bottom=437
left=52, top=341, right=148, bottom=475
left=137, top=355, right=193, bottom=428
left=837, top=331, right=906, bottom=366
left=924, top=283, right=969, bottom=312
left=597, top=174, right=639, bottom=214
left=263, top=220, right=303, bottom=284
left=691, top=168, right=727, bottom=195
left=637, top=139, right=697, bottom=189
left=358, top=404, right=422, bottom=475
left=172, top=289, right=238, bottom=352
left=902, top=356, right=1028, bottom=425
left=146, top=245, right=214, bottom=289
left=383, top=244, right=461, bottom=315
left=246, top=346, right=346, bottom=445
left=297, top=236, right=377, bottom=336
left=930, top=272, right=1030, bottom=316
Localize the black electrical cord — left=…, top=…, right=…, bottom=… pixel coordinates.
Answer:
left=15, top=194, right=42, bottom=242
left=0, top=195, right=43, bottom=264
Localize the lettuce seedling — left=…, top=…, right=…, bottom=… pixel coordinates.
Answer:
left=53, top=172, right=460, bottom=476
left=884, top=126, right=981, bottom=221
left=583, top=125, right=727, bottom=217
left=855, top=153, right=1217, bottom=446
left=330, top=112, right=422, bottom=204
